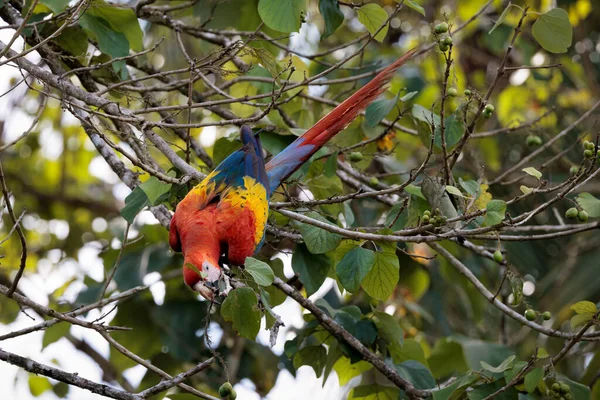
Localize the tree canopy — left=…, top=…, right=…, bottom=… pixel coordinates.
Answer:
left=1, top=0, right=600, bottom=399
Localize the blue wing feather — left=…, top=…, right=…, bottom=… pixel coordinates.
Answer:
left=208, top=125, right=269, bottom=191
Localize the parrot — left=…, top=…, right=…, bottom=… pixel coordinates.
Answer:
left=169, top=49, right=417, bottom=300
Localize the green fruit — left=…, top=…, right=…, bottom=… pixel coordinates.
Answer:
left=569, top=166, right=579, bottom=175
left=369, top=177, right=379, bottom=186
left=229, top=389, right=237, bottom=400
left=349, top=151, right=363, bottom=162
left=559, top=383, right=570, bottom=393
left=423, top=210, right=431, bottom=216
left=219, top=382, right=233, bottom=397
left=584, top=149, right=593, bottom=159
left=542, top=311, right=551, bottom=320
left=422, top=215, right=430, bottom=223
left=434, top=208, right=441, bottom=216
left=481, top=109, right=491, bottom=118
left=525, top=309, right=536, bottom=321
left=564, top=394, right=572, bottom=400
left=438, top=42, right=449, bottom=52
left=434, top=22, right=449, bottom=33
left=493, top=250, right=503, bottom=263
left=443, top=36, right=453, bottom=46
left=464, top=89, right=471, bottom=96
left=526, top=135, right=542, bottom=146
left=578, top=210, right=589, bottom=222
left=565, top=207, right=578, bottom=220
left=585, top=140, right=595, bottom=150
left=484, top=104, right=495, bottom=113
left=552, top=383, right=561, bottom=392
left=447, top=87, right=458, bottom=97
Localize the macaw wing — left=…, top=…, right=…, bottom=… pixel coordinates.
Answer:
left=192, top=126, right=268, bottom=209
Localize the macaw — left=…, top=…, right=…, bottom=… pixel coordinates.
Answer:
left=169, top=49, right=416, bottom=299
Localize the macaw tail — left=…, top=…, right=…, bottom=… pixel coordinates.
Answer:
left=265, top=48, right=417, bottom=194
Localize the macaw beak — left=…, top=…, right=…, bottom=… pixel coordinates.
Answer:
left=189, top=261, right=231, bottom=300
left=193, top=280, right=217, bottom=300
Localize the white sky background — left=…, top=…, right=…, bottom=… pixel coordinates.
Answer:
left=0, top=15, right=356, bottom=400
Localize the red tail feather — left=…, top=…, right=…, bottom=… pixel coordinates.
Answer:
left=265, top=48, right=417, bottom=193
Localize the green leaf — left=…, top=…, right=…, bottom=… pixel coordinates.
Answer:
left=480, top=355, right=515, bottom=373
left=333, top=357, right=372, bottom=385
left=292, top=244, right=330, bottom=296
left=54, top=27, right=89, bottom=56
left=356, top=4, right=389, bottom=43
left=405, top=184, right=426, bottom=200
left=402, top=0, right=425, bottom=17
left=537, top=348, right=549, bottom=359
left=42, top=322, right=70, bottom=350
left=319, top=0, right=344, bottom=39
left=576, top=193, right=600, bottom=217
left=28, top=375, right=52, bottom=397
left=120, top=186, right=150, bottom=223
left=520, top=185, right=533, bottom=194
left=571, top=300, right=598, bottom=314
left=532, top=8, right=572, bottom=53
left=459, top=178, right=480, bottom=198
left=361, top=251, right=399, bottom=301
left=258, top=0, right=306, bottom=33
left=389, top=338, right=427, bottom=365
left=139, top=176, right=172, bottom=205
left=349, top=384, right=399, bottom=400
left=221, top=287, right=261, bottom=340
left=213, top=137, right=242, bottom=165
left=336, top=247, right=375, bottom=293
left=86, top=0, right=144, bottom=51
left=504, top=361, right=527, bottom=383
left=365, top=91, right=400, bottom=128
left=401, top=91, right=418, bottom=102
left=297, top=211, right=343, bottom=254
left=40, top=0, right=70, bottom=14
left=251, top=46, right=281, bottom=79
left=468, top=380, right=518, bottom=399
left=385, top=202, right=408, bottom=231
left=571, top=312, right=595, bottom=329
left=524, top=367, right=544, bottom=393
left=245, top=257, right=274, bottom=286
left=522, top=167, right=542, bottom=180
left=372, top=310, right=403, bottom=347
left=483, top=199, right=506, bottom=226
left=79, top=14, right=129, bottom=76
left=489, top=2, right=512, bottom=34
left=428, top=338, right=469, bottom=378
left=324, top=152, right=338, bottom=177
left=395, top=360, right=436, bottom=390
left=293, top=345, right=327, bottom=377
left=433, top=113, right=465, bottom=149
left=445, top=185, right=465, bottom=198
left=412, top=104, right=440, bottom=126
left=52, top=382, right=69, bottom=398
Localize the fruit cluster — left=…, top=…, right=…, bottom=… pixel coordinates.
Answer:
left=583, top=140, right=597, bottom=160
left=219, top=382, right=237, bottom=399
left=524, top=308, right=552, bottom=321
left=422, top=209, right=446, bottom=227
left=565, top=207, right=588, bottom=222
left=548, top=381, right=572, bottom=400
left=434, top=22, right=453, bottom=52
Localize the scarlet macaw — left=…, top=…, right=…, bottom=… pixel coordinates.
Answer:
left=169, top=49, right=416, bottom=299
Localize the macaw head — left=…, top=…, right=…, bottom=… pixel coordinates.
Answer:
left=182, top=249, right=230, bottom=301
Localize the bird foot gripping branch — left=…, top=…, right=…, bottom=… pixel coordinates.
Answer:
left=169, top=49, right=417, bottom=299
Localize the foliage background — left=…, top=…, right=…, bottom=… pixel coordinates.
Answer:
left=0, top=0, right=600, bottom=399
